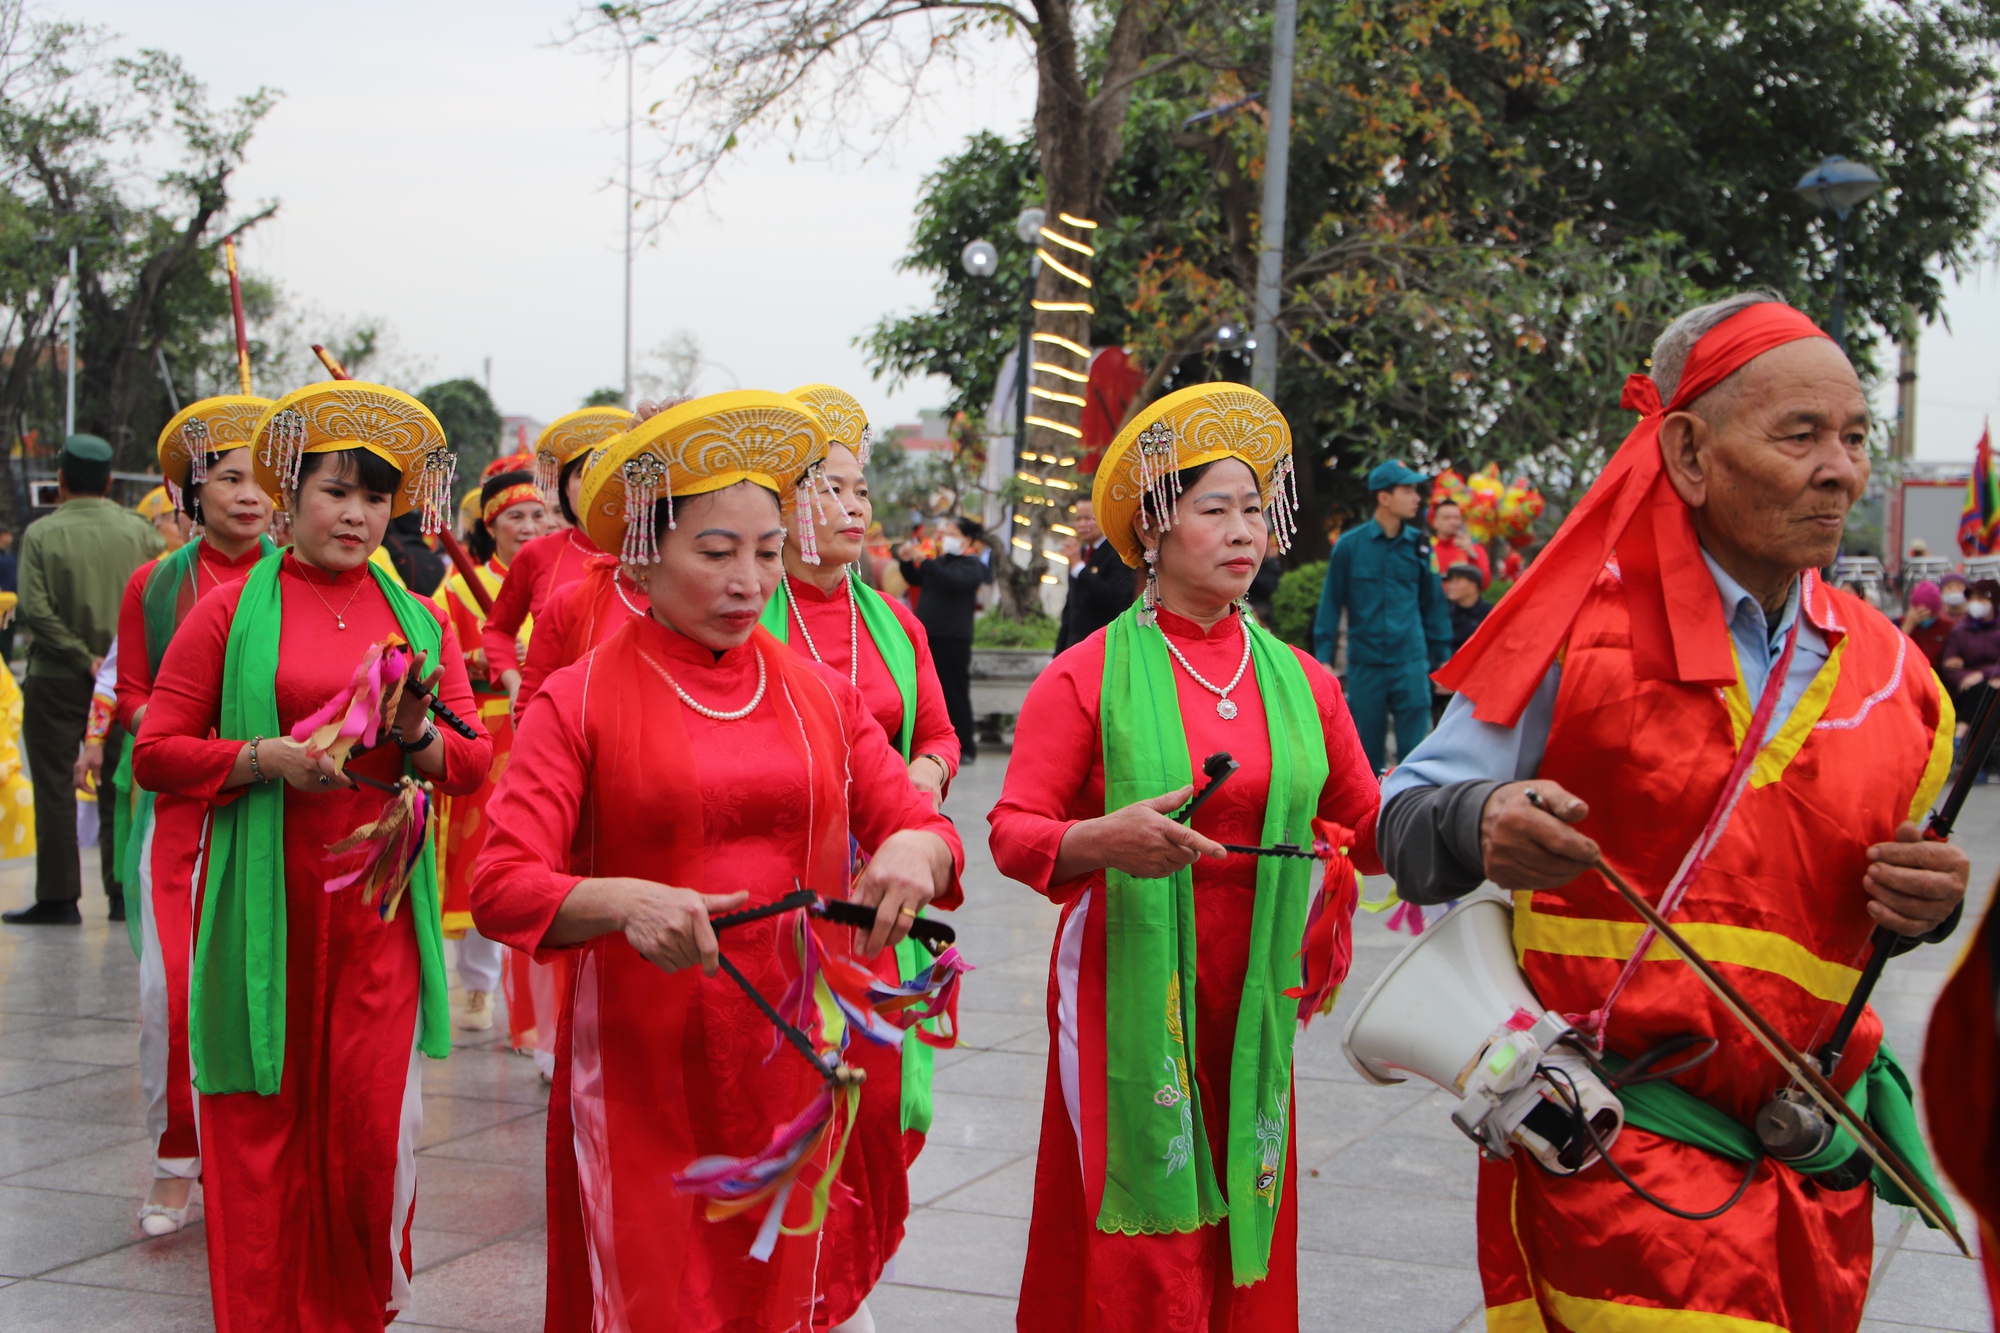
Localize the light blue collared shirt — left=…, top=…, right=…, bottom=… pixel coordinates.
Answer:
left=1382, top=552, right=1831, bottom=803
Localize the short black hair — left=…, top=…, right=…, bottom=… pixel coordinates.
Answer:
left=296, top=446, right=403, bottom=498
left=467, top=469, right=535, bottom=563
left=59, top=457, right=111, bottom=496
left=954, top=516, right=987, bottom=544
left=557, top=454, right=588, bottom=525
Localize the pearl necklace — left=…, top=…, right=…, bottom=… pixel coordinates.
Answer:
left=785, top=571, right=857, bottom=687
left=1159, top=613, right=1252, bottom=719
left=641, top=646, right=767, bottom=721
left=613, top=569, right=649, bottom=619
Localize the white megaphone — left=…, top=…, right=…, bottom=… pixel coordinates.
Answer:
left=1341, top=893, right=1623, bottom=1175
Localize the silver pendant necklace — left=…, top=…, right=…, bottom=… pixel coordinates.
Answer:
left=1159, top=613, right=1252, bottom=719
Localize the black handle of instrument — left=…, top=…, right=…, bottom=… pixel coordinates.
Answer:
left=1219, top=841, right=1320, bottom=860
left=708, top=889, right=956, bottom=949
left=816, top=896, right=957, bottom=948
left=426, top=695, right=480, bottom=740
left=1817, top=678, right=2000, bottom=1074
left=1174, top=752, right=1239, bottom=825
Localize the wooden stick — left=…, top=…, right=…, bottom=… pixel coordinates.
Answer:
left=223, top=239, right=252, bottom=395
left=311, top=343, right=349, bottom=381
left=1593, top=855, right=1969, bottom=1255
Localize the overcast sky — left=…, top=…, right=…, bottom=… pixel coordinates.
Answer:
left=64, top=0, right=2000, bottom=464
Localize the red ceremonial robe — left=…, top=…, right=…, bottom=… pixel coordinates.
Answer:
left=470, top=616, right=964, bottom=1333
left=133, top=554, right=492, bottom=1333
left=433, top=555, right=519, bottom=938
left=115, top=540, right=267, bottom=1168
left=500, top=557, right=640, bottom=1054
left=1478, top=568, right=1952, bottom=1333
left=769, top=573, right=962, bottom=1328
left=481, top=528, right=599, bottom=685
left=515, top=554, right=633, bottom=718
left=988, top=608, right=1381, bottom=1333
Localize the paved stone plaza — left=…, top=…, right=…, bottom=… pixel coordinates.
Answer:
left=0, top=756, right=1990, bottom=1331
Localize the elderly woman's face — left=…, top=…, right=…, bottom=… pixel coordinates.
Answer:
left=1661, top=337, right=1869, bottom=577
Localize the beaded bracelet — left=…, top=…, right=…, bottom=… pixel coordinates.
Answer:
left=248, top=735, right=268, bottom=784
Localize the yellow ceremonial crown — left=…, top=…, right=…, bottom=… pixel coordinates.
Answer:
left=252, top=382, right=455, bottom=531
left=1092, top=382, right=1298, bottom=568
left=582, top=390, right=830, bottom=566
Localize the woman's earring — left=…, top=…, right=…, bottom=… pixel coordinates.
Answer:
left=1139, top=548, right=1160, bottom=629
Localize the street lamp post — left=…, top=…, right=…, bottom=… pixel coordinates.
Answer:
left=1793, top=155, right=1883, bottom=352
left=64, top=243, right=77, bottom=438
left=603, top=6, right=655, bottom=409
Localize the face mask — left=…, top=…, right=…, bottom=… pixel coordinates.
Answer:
left=1943, top=591, right=1968, bottom=610
left=1972, top=600, right=1994, bottom=621
left=940, top=535, right=965, bottom=555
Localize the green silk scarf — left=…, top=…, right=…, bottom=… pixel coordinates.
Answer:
left=1097, top=604, right=1327, bottom=1284
left=190, top=552, right=451, bottom=1097
left=761, top=569, right=943, bottom=1133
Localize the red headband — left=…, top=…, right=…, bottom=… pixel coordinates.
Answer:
left=482, top=482, right=541, bottom=527
left=1433, top=302, right=1833, bottom=725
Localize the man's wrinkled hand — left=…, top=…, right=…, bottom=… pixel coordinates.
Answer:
left=1864, top=822, right=1968, bottom=936
left=1479, top=780, right=1601, bottom=891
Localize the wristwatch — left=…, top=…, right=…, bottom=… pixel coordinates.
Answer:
left=391, top=722, right=438, bottom=754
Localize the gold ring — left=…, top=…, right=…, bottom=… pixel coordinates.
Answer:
left=899, top=906, right=918, bottom=918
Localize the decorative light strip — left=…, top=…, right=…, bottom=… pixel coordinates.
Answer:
left=1032, top=360, right=1091, bottom=383
left=1013, top=513, right=1030, bottom=525
left=1059, top=213, right=1098, bottom=229
left=1036, top=248, right=1092, bottom=288
left=1025, top=415, right=1084, bottom=439
left=1012, top=536, right=1033, bottom=550
left=1033, top=333, right=1091, bottom=358
left=1031, top=386, right=1087, bottom=407
left=1041, top=475, right=1078, bottom=490
left=1042, top=574, right=1060, bottom=585
left=1051, top=523, right=1076, bottom=536
left=1039, top=227, right=1094, bottom=257
left=1044, top=550, right=1068, bottom=564
left=1033, top=300, right=1095, bottom=313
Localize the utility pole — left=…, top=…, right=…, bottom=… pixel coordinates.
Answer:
left=1250, top=0, right=1298, bottom=398
left=64, top=244, right=77, bottom=438
left=1894, top=304, right=1918, bottom=461
left=623, top=36, right=636, bottom=410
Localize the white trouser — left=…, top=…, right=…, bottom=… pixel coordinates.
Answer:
left=135, top=808, right=200, bottom=1180
left=455, top=928, right=504, bottom=994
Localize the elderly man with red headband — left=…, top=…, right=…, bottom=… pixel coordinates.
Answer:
left=1377, top=292, right=1970, bottom=1332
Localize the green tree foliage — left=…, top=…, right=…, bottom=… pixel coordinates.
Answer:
left=581, top=386, right=626, bottom=408
left=866, top=0, right=2000, bottom=548
left=0, top=4, right=279, bottom=494
left=418, top=378, right=502, bottom=481
left=1271, top=560, right=1326, bottom=649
